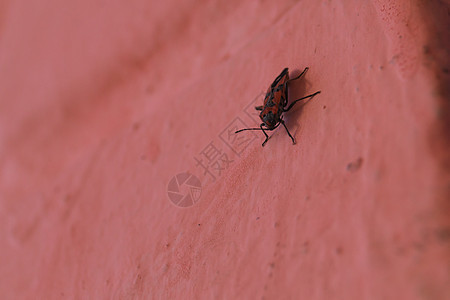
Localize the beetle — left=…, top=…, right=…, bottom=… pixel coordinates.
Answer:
left=235, top=67, right=320, bottom=146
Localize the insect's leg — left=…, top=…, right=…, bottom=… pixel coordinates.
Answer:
left=260, top=123, right=270, bottom=147
left=287, top=67, right=309, bottom=83
left=280, top=119, right=295, bottom=144
left=284, top=91, right=321, bottom=112
left=255, top=105, right=263, bottom=111
left=235, top=124, right=269, bottom=147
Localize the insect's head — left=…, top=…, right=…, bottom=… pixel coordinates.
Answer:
left=261, top=110, right=276, bottom=129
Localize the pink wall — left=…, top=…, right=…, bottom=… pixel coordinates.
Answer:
left=1, top=0, right=449, bottom=298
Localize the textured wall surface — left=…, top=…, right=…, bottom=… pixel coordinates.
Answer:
left=0, top=0, right=449, bottom=299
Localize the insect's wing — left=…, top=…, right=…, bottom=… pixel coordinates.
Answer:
left=273, top=70, right=289, bottom=109
left=271, top=68, right=289, bottom=88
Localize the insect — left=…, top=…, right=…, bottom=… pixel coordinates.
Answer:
left=235, top=67, right=320, bottom=146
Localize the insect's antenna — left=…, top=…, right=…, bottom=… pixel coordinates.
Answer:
left=235, top=127, right=264, bottom=133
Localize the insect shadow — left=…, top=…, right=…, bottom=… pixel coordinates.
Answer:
left=283, top=68, right=316, bottom=137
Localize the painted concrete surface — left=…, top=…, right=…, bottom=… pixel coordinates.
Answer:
left=0, top=0, right=449, bottom=299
